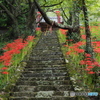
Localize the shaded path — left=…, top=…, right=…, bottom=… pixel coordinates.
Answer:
left=9, top=32, right=76, bottom=100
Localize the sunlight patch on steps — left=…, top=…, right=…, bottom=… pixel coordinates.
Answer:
left=35, top=91, right=54, bottom=98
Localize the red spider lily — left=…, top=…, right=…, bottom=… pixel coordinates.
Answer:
left=85, top=69, right=91, bottom=71
left=2, top=42, right=15, bottom=50
left=74, top=41, right=85, bottom=47
left=0, top=56, right=3, bottom=62
left=1, top=71, right=9, bottom=74
left=64, top=45, right=69, bottom=47
left=36, top=27, right=41, bottom=31
left=85, top=53, right=91, bottom=57
left=66, top=51, right=71, bottom=55
left=8, top=49, right=20, bottom=55
left=85, top=60, right=92, bottom=66
left=13, top=49, right=20, bottom=54
left=59, top=29, right=67, bottom=35
left=0, top=35, right=35, bottom=67
left=94, top=48, right=100, bottom=53
left=88, top=71, right=95, bottom=74
left=97, top=65, right=100, bottom=67
left=80, top=60, right=85, bottom=65
left=81, top=35, right=86, bottom=39
left=1, top=67, right=8, bottom=70
left=75, top=48, right=84, bottom=53
left=73, top=52, right=78, bottom=55
left=14, top=38, right=23, bottom=43
left=92, top=41, right=100, bottom=47
left=26, top=36, right=35, bottom=41
left=87, top=66, right=94, bottom=69
left=69, top=45, right=77, bottom=49
left=16, top=43, right=26, bottom=50
left=69, top=39, right=73, bottom=41
left=2, top=39, right=25, bottom=51
left=92, top=61, right=100, bottom=67
left=3, top=60, right=11, bottom=66
left=85, top=57, right=91, bottom=60
left=0, top=53, right=12, bottom=61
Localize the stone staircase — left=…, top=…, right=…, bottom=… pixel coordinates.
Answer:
left=9, top=32, right=76, bottom=100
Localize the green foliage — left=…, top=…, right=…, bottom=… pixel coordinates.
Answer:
left=0, top=31, right=41, bottom=99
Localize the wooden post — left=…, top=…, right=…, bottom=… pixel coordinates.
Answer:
left=37, top=12, right=41, bottom=27
left=55, top=11, right=61, bottom=23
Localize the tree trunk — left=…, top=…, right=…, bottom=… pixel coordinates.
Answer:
left=67, top=0, right=81, bottom=43
left=27, top=1, right=37, bottom=36
left=82, top=0, right=94, bottom=58
left=0, top=3, right=20, bottom=38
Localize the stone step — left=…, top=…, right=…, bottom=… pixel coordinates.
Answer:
left=34, top=46, right=60, bottom=50
left=29, top=55, right=63, bottom=58
left=24, top=66, right=66, bottom=69
left=28, top=59, right=64, bottom=63
left=32, top=48, right=60, bottom=51
left=32, top=50, right=61, bottom=54
left=41, top=37, right=58, bottom=39
left=23, top=70, right=67, bottom=73
left=22, top=71, right=67, bottom=74
left=9, top=97, right=76, bottom=100
left=42, top=37, right=58, bottom=39
left=23, top=61, right=66, bottom=68
left=13, top=85, right=72, bottom=92
left=37, top=43, right=59, bottom=46
left=29, top=57, right=64, bottom=61
left=11, top=91, right=72, bottom=97
left=26, top=61, right=66, bottom=65
left=34, top=47, right=60, bottom=51
left=38, top=41, right=59, bottom=44
left=31, top=54, right=63, bottom=57
left=19, top=76, right=70, bottom=81
left=40, top=41, right=59, bottom=44
left=21, top=72, right=68, bottom=77
left=24, top=66, right=67, bottom=70
left=25, top=64, right=66, bottom=68
left=36, top=44, right=60, bottom=47
left=32, top=51, right=63, bottom=56
left=35, top=45, right=60, bottom=48
left=16, top=80, right=70, bottom=86
left=28, top=58, right=64, bottom=61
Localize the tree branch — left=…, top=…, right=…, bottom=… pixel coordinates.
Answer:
left=5, top=0, right=16, bottom=10
left=0, top=3, right=15, bottom=21
left=60, top=7, right=68, bottom=24
left=41, top=1, right=63, bottom=7
left=34, top=0, right=72, bottom=30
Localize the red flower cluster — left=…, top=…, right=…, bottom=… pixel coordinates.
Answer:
left=35, top=28, right=41, bottom=31
left=0, top=36, right=35, bottom=67
left=92, top=41, right=100, bottom=53
left=65, top=37, right=100, bottom=74
left=65, top=41, right=85, bottom=55
left=0, top=67, right=9, bottom=74
left=81, top=35, right=86, bottom=39
left=59, top=29, right=67, bottom=35
left=26, top=36, right=35, bottom=41
left=80, top=53, right=100, bottom=74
